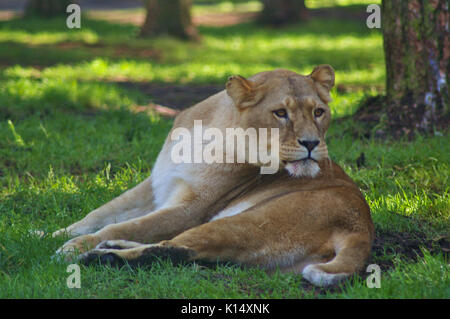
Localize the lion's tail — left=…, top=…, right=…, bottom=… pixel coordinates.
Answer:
left=302, top=233, right=372, bottom=287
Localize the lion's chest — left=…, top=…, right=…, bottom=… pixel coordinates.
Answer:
left=150, top=150, right=201, bottom=209
left=150, top=143, right=242, bottom=210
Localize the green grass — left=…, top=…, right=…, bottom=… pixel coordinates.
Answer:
left=0, top=15, right=384, bottom=86
left=0, top=4, right=448, bottom=298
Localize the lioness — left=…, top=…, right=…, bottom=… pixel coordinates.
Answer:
left=55, top=65, right=374, bottom=287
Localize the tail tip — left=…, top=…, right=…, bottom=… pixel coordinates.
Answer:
left=302, top=264, right=349, bottom=287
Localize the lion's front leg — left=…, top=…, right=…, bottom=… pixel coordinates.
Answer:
left=55, top=234, right=102, bottom=261
left=55, top=238, right=143, bottom=260
left=51, top=178, right=154, bottom=238
left=55, top=203, right=206, bottom=261
left=79, top=213, right=269, bottom=267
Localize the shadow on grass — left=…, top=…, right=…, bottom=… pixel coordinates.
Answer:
left=0, top=15, right=383, bottom=78
left=0, top=15, right=137, bottom=36
left=0, top=16, right=143, bottom=66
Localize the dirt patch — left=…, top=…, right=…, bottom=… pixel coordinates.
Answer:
left=369, top=228, right=449, bottom=272
left=86, top=10, right=145, bottom=26
left=0, top=10, right=17, bottom=21
left=55, top=41, right=162, bottom=60
left=86, top=10, right=257, bottom=27
left=310, top=6, right=368, bottom=22
left=85, top=6, right=367, bottom=28
left=118, top=82, right=224, bottom=110
left=351, top=94, right=449, bottom=139
left=194, top=12, right=257, bottom=26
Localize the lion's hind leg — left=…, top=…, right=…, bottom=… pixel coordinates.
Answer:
left=301, top=233, right=372, bottom=287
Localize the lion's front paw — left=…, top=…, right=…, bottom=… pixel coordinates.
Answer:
left=55, top=234, right=101, bottom=262
left=78, top=249, right=123, bottom=266
left=79, top=240, right=144, bottom=265
left=95, top=239, right=143, bottom=250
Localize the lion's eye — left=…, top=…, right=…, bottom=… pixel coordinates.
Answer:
left=273, top=109, right=288, bottom=119
left=314, top=108, right=325, bottom=117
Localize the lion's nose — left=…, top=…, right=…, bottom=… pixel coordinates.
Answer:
left=298, top=139, right=320, bottom=152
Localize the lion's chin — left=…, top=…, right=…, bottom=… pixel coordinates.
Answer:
left=284, top=159, right=320, bottom=178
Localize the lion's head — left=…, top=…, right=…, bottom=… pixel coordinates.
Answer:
left=226, top=65, right=335, bottom=178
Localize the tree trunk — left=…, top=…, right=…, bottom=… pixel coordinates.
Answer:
left=25, top=0, right=72, bottom=17
left=140, top=0, right=198, bottom=40
left=382, top=0, right=449, bottom=136
left=258, top=0, right=308, bottom=26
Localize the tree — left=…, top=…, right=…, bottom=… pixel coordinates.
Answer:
left=381, top=0, right=448, bottom=136
left=258, top=0, right=308, bottom=26
left=25, top=0, right=72, bottom=17
left=140, top=0, right=198, bottom=40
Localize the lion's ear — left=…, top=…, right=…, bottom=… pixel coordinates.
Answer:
left=226, top=75, right=263, bottom=109
left=309, top=65, right=335, bottom=103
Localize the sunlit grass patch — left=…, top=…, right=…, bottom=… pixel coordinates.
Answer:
left=339, top=251, right=448, bottom=298
left=326, top=131, right=449, bottom=234
left=193, top=0, right=262, bottom=14
left=306, top=0, right=381, bottom=9
left=0, top=76, right=148, bottom=119
left=0, top=28, right=99, bottom=46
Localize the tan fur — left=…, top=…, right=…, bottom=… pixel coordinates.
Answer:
left=54, top=65, right=374, bottom=287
